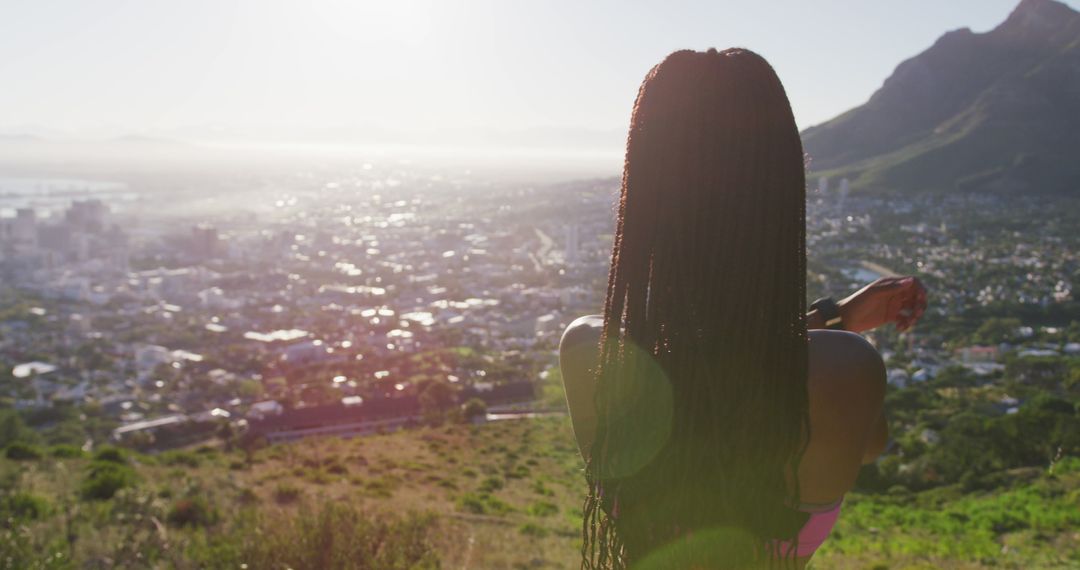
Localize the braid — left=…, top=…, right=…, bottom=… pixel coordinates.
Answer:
left=581, top=48, right=810, bottom=569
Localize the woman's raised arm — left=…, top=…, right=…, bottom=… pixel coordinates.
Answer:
left=808, top=276, right=927, bottom=333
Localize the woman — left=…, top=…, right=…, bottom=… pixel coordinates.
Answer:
left=559, top=48, right=927, bottom=569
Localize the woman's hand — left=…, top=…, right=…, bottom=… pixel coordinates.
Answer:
left=839, top=276, right=927, bottom=333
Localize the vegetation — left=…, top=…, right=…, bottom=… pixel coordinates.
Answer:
left=0, top=416, right=1076, bottom=568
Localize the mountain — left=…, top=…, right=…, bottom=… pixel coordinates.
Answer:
left=801, top=0, right=1080, bottom=194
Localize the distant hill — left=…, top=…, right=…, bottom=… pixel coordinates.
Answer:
left=802, top=0, right=1080, bottom=195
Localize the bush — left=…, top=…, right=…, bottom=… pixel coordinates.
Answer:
left=478, top=476, right=504, bottom=492
left=160, top=450, right=201, bottom=468
left=273, top=483, right=302, bottom=504
left=237, top=488, right=258, bottom=505
left=1, top=492, right=50, bottom=520
left=506, top=464, right=530, bottom=479
left=50, top=444, right=87, bottom=458
left=168, top=495, right=220, bottom=527
left=4, top=442, right=43, bottom=460
left=81, top=461, right=138, bottom=500
left=527, top=501, right=558, bottom=517
left=189, top=501, right=439, bottom=569
left=456, top=492, right=513, bottom=516
left=519, top=522, right=549, bottom=537
left=93, top=446, right=128, bottom=464
left=461, top=398, right=487, bottom=421
left=326, top=461, right=349, bottom=475
left=457, top=492, right=487, bottom=514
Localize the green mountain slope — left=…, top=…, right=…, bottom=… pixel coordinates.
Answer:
left=802, top=0, right=1080, bottom=195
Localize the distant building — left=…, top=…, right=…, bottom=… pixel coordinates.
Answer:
left=7, top=208, right=38, bottom=253
left=135, top=344, right=171, bottom=376
left=282, top=340, right=330, bottom=364
left=247, top=400, right=284, bottom=420
left=887, top=368, right=910, bottom=389
left=564, top=224, right=580, bottom=263
left=190, top=224, right=220, bottom=258
left=535, top=313, right=561, bottom=337
left=955, top=345, right=999, bottom=363
left=66, top=199, right=109, bottom=232
left=250, top=381, right=538, bottom=443
left=111, top=411, right=223, bottom=449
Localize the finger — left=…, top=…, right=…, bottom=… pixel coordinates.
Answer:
left=893, top=290, right=916, bottom=321
left=875, top=276, right=908, bottom=291
left=899, top=314, right=915, bottom=331
left=914, top=279, right=928, bottom=305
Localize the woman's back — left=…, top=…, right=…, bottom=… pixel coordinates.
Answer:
left=567, top=47, right=882, bottom=569
left=559, top=315, right=887, bottom=566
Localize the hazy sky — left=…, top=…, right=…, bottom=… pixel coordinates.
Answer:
left=2, top=0, right=1075, bottom=138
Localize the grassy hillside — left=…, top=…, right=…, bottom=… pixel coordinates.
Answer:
left=2, top=418, right=1078, bottom=569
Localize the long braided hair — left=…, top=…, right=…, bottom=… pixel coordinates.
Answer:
left=582, top=48, right=810, bottom=569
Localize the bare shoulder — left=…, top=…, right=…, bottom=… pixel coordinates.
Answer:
left=559, top=314, right=604, bottom=457
left=560, top=314, right=603, bottom=352
left=807, top=329, right=886, bottom=410
left=559, top=314, right=603, bottom=392
left=800, top=330, right=887, bottom=500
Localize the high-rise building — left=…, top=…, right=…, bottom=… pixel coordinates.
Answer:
left=191, top=224, right=220, bottom=258
left=12, top=208, right=37, bottom=252
left=564, top=223, right=580, bottom=264
left=66, top=199, right=109, bottom=232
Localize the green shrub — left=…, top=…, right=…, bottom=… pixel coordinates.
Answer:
left=478, top=476, right=504, bottom=492
left=506, top=463, right=530, bottom=479
left=273, top=483, right=302, bottom=504
left=531, top=479, right=554, bottom=496
left=456, top=492, right=513, bottom=516
left=1050, top=455, right=1080, bottom=475
left=1, top=492, right=50, bottom=520
left=456, top=492, right=487, bottom=514
left=527, top=501, right=558, bottom=517
left=160, top=450, right=201, bottom=468
left=93, top=446, right=127, bottom=464
left=49, top=444, right=87, bottom=458
left=461, top=398, right=487, bottom=421
left=518, top=522, right=548, bottom=537
left=81, top=461, right=137, bottom=500
left=4, top=442, right=43, bottom=460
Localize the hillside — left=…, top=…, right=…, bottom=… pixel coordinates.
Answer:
left=2, top=417, right=1078, bottom=569
left=801, top=0, right=1080, bottom=195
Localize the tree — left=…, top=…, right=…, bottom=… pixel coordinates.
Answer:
left=460, top=398, right=487, bottom=422
left=419, top=380, right=458, bottom=425
left=972, top=317, right=1021, bottom=345
left=0, top=410, right=40, bottom=448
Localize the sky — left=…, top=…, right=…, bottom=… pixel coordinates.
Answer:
left=1, top=0, right=1076, bottom=142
